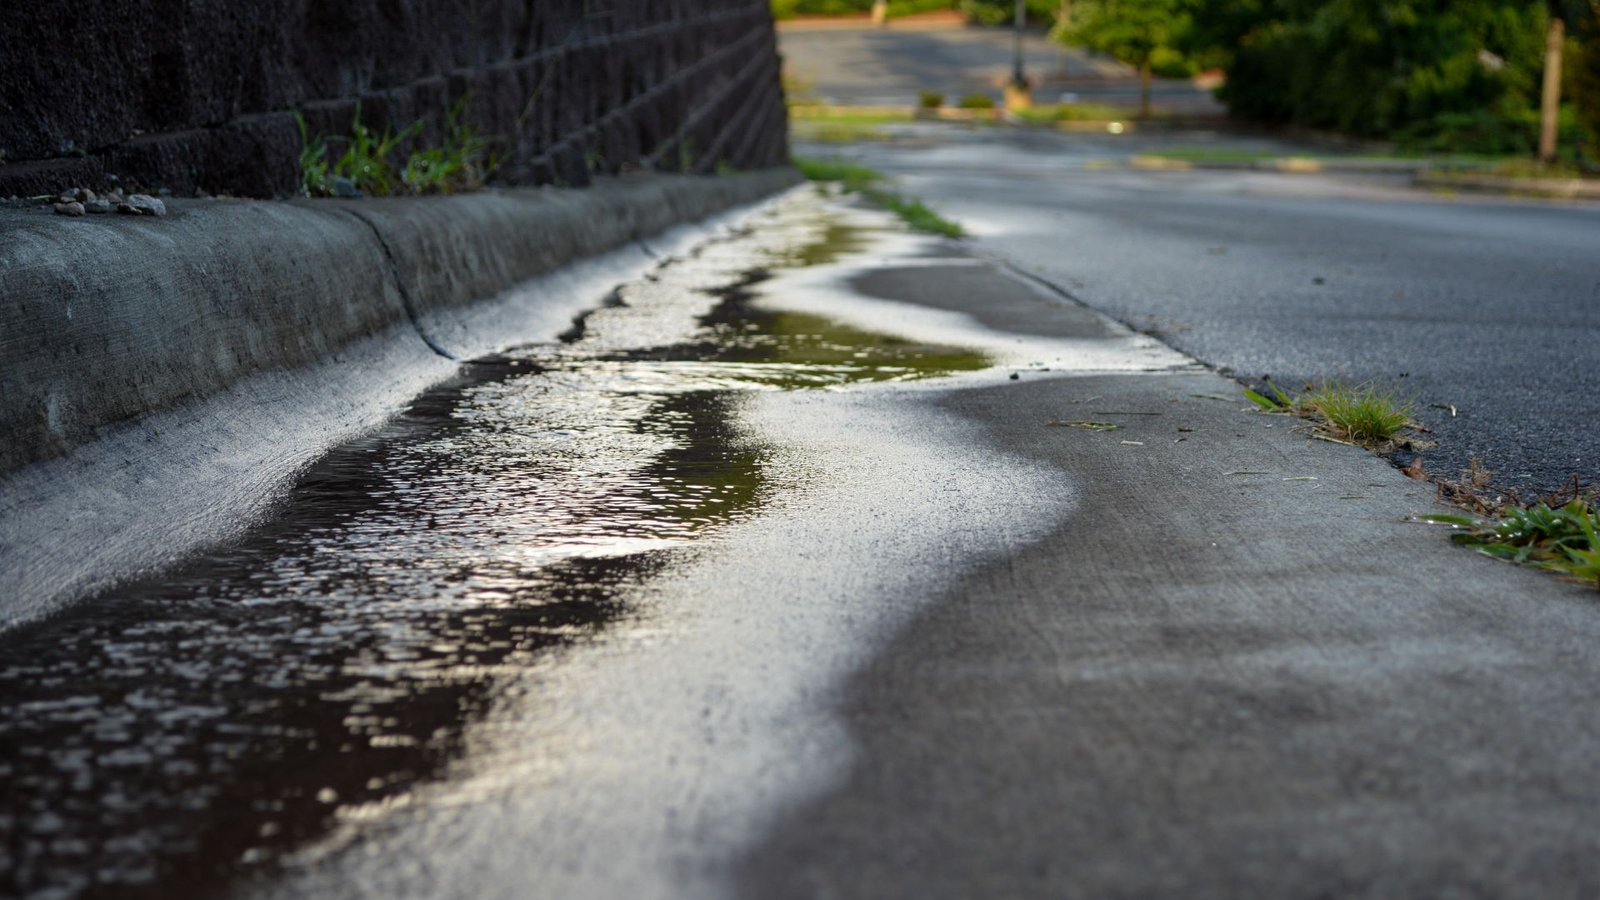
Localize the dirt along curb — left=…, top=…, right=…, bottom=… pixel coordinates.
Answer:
left=1129, top=154, right=1434, bottom=175
left=0, top=168, right=801, bottom=628
left=1412, top=170, right=1600, bottom=200
left=1130, top=154, right=1600, bottom=199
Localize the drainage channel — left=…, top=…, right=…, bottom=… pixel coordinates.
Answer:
left=0, top=196, right=990, bottom=900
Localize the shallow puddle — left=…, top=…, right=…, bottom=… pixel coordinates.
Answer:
left=0, top=200, right=989, bottom=899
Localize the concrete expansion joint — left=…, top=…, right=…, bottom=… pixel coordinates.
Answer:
left=986, top=254, right=1205, bottom=368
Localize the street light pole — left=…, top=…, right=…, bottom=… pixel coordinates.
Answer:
left=1012, top=0, right=1026, bottom=86
left=1005, top=0, right=1032, bottom=110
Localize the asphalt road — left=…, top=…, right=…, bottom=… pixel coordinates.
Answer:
left=778, top=20, right=1224, bottom=115
left=818, top=126, right=1600, bottom=496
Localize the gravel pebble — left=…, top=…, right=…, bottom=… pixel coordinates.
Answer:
left=118, top=194, right=167, bottom=216
left=52, top=201, right=86, bottom=217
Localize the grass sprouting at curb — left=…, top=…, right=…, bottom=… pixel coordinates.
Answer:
left=296, top=113, right=332, bottom=197
left=298, top=97, right=499, bottom=198
left=793, top=157, right=883, bottom=193
left=1418, top=499, right=1600, bottom=590
left=1245, top=378, right=1600, bottom=589
left=401, top=96, right=497, bottom=194
left=334, top=109, right=421, bottom=198
left=1243, top=380, right=1415, bottom=447
left=862, top=189, right=963, bottom=238
left=794, top=156, right=963, bottom=238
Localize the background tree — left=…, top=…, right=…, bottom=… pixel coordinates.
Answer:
left=1565, top=1, right=1600, bottom=160
left=1191, top=0, right=1553, bottom=154
left=1054, top=0, right=1200, bottom=118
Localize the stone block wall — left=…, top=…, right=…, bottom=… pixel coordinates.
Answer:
left=0, top=0, right=790, bottom=198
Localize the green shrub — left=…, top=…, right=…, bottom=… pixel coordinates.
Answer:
left=919, top=90, right=945, bottom=109
left=1150, top=46, right=1195, bottom=80
left=1569, top=38, right=1600, bottom=147
left=1204, top=1, right=1549, bottom=149
left=771, top=0, right=954, bottom=17
left=960, top=0, right=1056, bottom=25
left=1397, top=109, right=1539, bottom=155
left=957, top=93, right=995, bottom=110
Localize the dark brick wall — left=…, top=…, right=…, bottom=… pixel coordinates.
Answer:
left=0, top=0, right=790, bottom=198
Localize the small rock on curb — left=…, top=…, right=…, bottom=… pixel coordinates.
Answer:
left=117, top=194, right=166, bottom=217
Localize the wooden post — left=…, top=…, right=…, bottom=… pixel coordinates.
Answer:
left=1540, top=13, right=1565, bottom=164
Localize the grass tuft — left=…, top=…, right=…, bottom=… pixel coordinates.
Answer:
left=1300, top=382, right=1413, bottom=444
left=794, top=155, right=963, bottom=238
left=1244, top=380, right=1412, bottom=446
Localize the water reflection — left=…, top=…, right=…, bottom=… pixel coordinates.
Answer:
left=0, top=194, right=989, bottom=900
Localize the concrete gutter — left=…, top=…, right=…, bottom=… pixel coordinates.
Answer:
left=0, top=168, right=801, bottom=627
left=0, top=170, right=800, bottom=477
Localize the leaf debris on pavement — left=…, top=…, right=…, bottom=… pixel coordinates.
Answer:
left=1046, top=420, right=1123, bottom=432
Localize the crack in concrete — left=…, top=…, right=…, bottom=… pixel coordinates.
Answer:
left=340, top=206, right=460, bottom=361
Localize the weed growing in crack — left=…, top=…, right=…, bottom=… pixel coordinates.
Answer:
left=334, top=108, right=420, bottom=197
left=1300, top=382, right=1413, bottom=444
left=296, top=113, right=332, bottom=197
left=1250, top=379, right=1600, bottom=590
left=402, top=96, right=497, bottom=194
left=1420, top=499, right=1600, bottom=590
left=1244, top=380, right=1414, bottom=447
left=298, top=97, right=498, bottom=198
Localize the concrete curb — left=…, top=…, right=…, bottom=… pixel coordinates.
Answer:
left=0, top=169, right=802, bottom=628
left=0, top=169, right=801, bottom=478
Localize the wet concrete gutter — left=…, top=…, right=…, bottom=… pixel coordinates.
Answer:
left=0, top=169, right=800, bottom=627
left=0, top=169, right=800, bottom=477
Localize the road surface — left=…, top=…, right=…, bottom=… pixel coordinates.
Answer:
left=814, top=125, right=1600, bottom=496
left=778, top=18, right=1224, bottom=115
